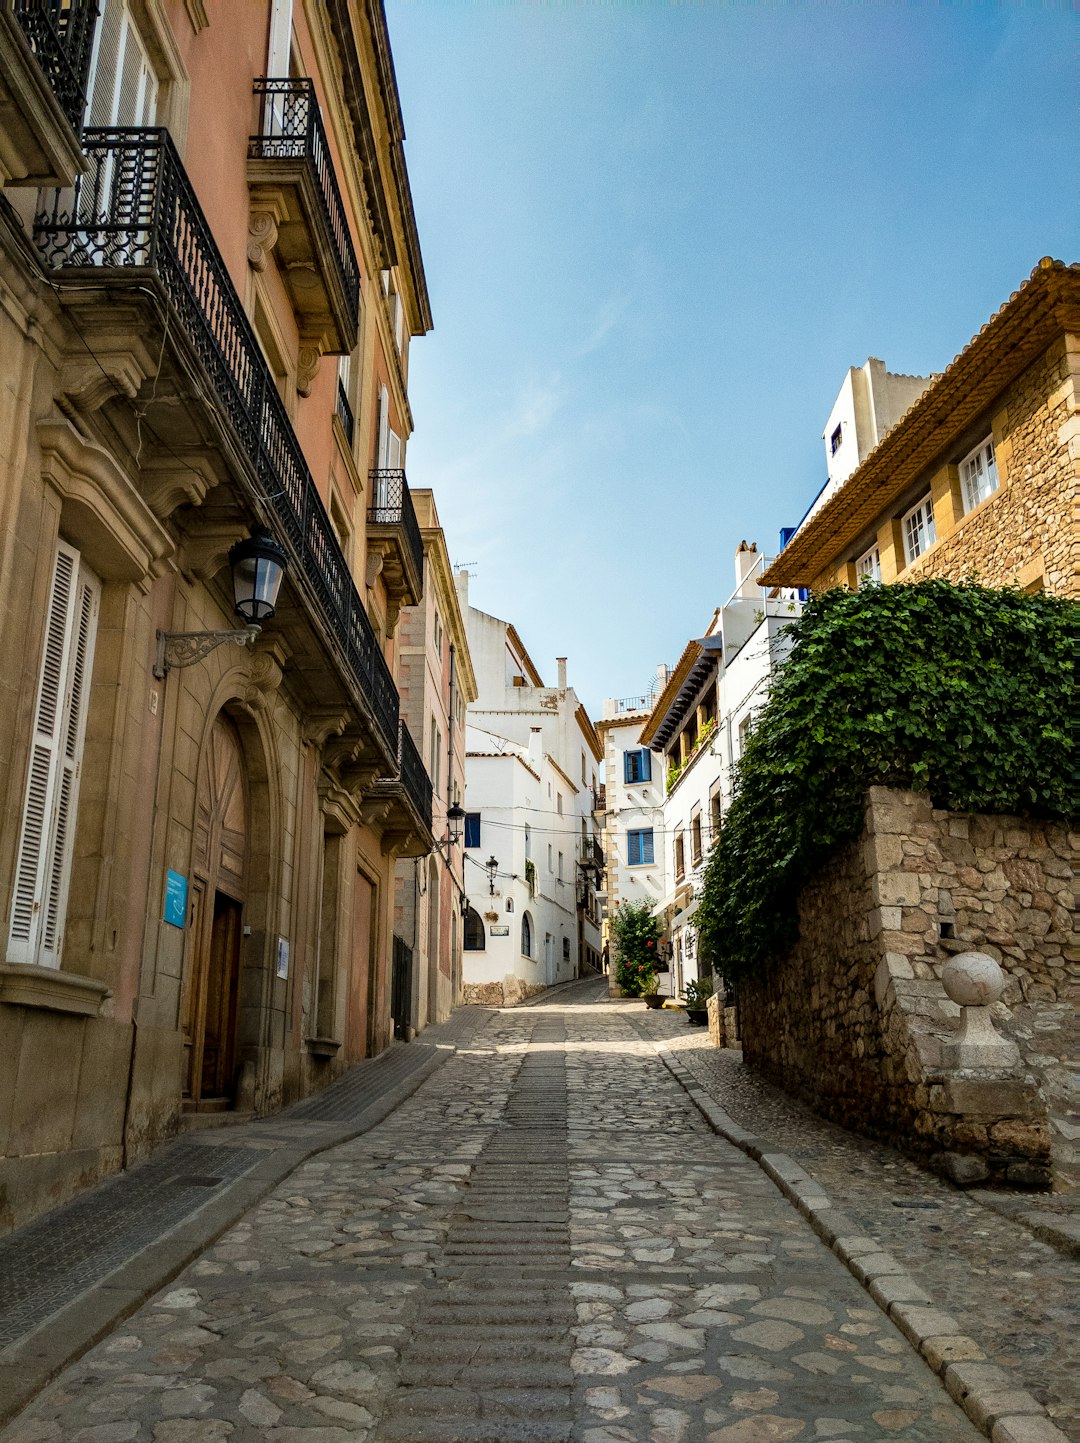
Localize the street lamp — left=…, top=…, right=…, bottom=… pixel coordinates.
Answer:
left=485, top=855, right=499, bottom=894
left=154, top=527, right=288, bottom=678
left=431, top=800, right=466, bottom=859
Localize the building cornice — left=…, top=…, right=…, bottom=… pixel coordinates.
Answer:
left=575, top=704, right=604, bottom=762
left=762, top=258, right=1080, bottom=589
left=504, top=623, right=545, bottom=686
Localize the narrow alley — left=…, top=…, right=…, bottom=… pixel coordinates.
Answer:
left=6, top=981, right=1073, bottom=1443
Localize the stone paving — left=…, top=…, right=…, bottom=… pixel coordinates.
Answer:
left=656, top=1018, right=1079, bottom=1440
left=0, top=986, right=1006, bottom=1442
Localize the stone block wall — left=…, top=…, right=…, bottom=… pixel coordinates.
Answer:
left=462, top=977, right=549, bottom=1007
left=739, top=787, right=1075, bottom=1189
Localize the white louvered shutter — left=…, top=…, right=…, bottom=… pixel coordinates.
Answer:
left=7, top=545, right=100, bottom=968
left=88, top=0, right=157, bottom=127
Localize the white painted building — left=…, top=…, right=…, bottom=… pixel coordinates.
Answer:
left=640, top=543, right=802, bottom=990
left=457, top=576, right=603, bottom=1005
left=596, top=677, right=669, bottom=993
left=801, top=358, right=932, bottom=535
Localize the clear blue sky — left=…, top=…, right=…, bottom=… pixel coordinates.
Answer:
left=386, top=0, right=1077, bottom=715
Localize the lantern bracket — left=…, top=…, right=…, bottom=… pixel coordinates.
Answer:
left=154, top=624, right=262, bottom=679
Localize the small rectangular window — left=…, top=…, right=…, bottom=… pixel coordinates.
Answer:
left=902, top=495, right=936, bottom=565
left=856, top=545, right=881, bottom=585
left=557, top=852, right=563, bottom=881
left=674, top=833, right=685, bottom=880
left=830, top=424, right=843, bottom=456
left=691, top=811, right=703, bottom=866
left=960, top=438, right=999, bottom=513
left=623, top=748, right=652, bottom=784
left=556, top=793, right=563, bottom=815
left=464, top=812, right=481, bottom=848
left=627, top=828, right=655, bottom=866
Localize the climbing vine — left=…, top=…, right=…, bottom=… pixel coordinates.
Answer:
left=696, top=579, right=1075, bottom=981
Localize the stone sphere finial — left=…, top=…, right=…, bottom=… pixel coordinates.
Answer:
left=942, top=951, right=1006, bottom=1008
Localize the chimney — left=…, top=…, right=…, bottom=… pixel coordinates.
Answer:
left=528, top=726, right=543, bottom=768
left=556, top=657, right=567, bottom=690
left=455, top=569, right=469, bottom=609
left=735, top=540, right=760, bottom=598
left=656, top=662, right=670, bottom=689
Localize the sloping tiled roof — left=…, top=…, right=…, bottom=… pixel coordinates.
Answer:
left=762, top=259, right=1080, bottom=589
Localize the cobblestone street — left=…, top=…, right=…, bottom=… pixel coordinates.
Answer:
left=1, top=984, right=1072, bottom=1443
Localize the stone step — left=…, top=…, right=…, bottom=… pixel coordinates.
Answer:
left=377, top=1416, right=572, bottom=1443
left=400, top=1359, right=574, bottom=1388
left=399, top=1338, right=568, bottom=1366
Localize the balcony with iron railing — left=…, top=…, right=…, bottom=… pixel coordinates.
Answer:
left=335, top=377, right=355, bottom=446
left=3, top=0, right=98, bottom=186
left=366, top=468, right=424, bottom=609
left=247, top=77, right=361, bottom=355
left=34, top=127, right=399, bottom=759
left=364, top=718, right=434, bottom=852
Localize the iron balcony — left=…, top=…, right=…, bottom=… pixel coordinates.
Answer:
left=3, top=0, right=97, bottom=186
left=34, top=126, right=399, bottom=757
left=367, top=468, right=424, bottom=607
left=248, top=77, right=361, bottom=353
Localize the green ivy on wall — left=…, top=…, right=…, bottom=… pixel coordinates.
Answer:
left=696, top=580, right=1076, bottom=982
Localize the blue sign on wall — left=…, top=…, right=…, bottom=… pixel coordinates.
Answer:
left=164, top=869, right=188, bottom=928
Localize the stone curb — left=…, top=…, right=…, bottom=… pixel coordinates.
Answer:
left=654, top=1044, right=1070, bottom=1443
left=0, top=1041, right=455, bottom=1429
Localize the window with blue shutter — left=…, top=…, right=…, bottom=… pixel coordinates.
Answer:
left=627, top=828, right=654, bottom=866
left=464, top=812, right=481, bottom=848
left=624, top=749, right=652, bottom=784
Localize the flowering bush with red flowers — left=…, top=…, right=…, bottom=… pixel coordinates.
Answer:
left=611, top=899, right=663, bottom=996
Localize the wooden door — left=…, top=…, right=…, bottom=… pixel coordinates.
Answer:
left=182, top=717, right=247, bottom=1105
left=346, top=871, right=373, bottom=1062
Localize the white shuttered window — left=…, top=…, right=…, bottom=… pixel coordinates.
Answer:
left=8, top=543, right=100, bottom=969
left=87, top=0, right=158, bottom=128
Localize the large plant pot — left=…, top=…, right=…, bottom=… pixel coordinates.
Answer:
left=686, top=1008, right=708, bottom=1027
left=643, top=994, right=665, bottom=1010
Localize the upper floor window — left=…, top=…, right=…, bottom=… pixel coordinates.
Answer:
left=464, top=812, right=481, bottom=848
left=88, top=0, right=159, bottom=127
left=902, top=495, right=936, bottom=565
left=627, top=829, right=654, bottom=867
left=710, top=789, right=722, bottom=839
left=556, top=792, right=563, bottom=816
left=623, top=748, right=651, bottom=784
left=690, top=811, right=703, bottom=866
left=830, top=424, right=843, bottom=456
left=960, top=438, right=999, bottom=513
left=856, top=545, right=881, bottom=585
left=674, top=832, right=685, bottom=880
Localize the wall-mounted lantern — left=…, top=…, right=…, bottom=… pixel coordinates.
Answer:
left=154, top=527, right=288, bottom=678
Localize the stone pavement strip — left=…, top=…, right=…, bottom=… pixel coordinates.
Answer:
left=646, top=1010, right=1078, bottom=1442
left=1, top=983, right=1049, bottom=1443
left=0, top=1006, right=494, bottom=1429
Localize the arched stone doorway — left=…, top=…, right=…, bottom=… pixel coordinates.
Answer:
left=181, top=714, right=247, bottom=1108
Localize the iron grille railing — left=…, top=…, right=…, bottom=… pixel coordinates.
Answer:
left=34, top=128, right=398, bottom=754
left=335, top=377, right=354, bottom=445
left=367, top=468, right=423, bottom=586
left=12, top=0, right=99, bottom=130
left=397, top=719, right=433, bottom=833
left=248, top=78, right=360, bottom=330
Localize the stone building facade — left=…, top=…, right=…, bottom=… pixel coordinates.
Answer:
left=764, top=259, right=1079, bottom=600
left=0, top=0, right=436, bottom=1231
left=392, top=491, right=477, bottom=1035
left=738, top=788, right=1074, bottom=1190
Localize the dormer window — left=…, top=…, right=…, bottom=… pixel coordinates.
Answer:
left=960, top=438, right=999, bottom=513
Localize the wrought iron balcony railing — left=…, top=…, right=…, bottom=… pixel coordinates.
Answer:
left=367, top=468, right=424, bottom=589
left=248, top=78, right=360, bottom=335
left=397, top=718, right=433, bottom=834
left=336, top=377, right=355, bottom=446
left=34, top=127, right=398, bottom=755
left=13, top=0, right=98, bottom=130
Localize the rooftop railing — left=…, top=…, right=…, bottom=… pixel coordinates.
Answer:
left=34, top=127, right=399, bottom=755
left=13, top=0, right=98, bottom=130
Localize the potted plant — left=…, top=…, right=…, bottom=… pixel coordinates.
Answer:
left=642, top=973, right=664, bottom=1009
left=682, top=975, right=713, bottom=1026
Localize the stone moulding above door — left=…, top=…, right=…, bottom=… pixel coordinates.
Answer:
left=38, top=417, right=175, bottom=590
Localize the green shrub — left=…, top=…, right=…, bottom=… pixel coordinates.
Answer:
left=696, top=580, right=1075, bottom=982
left=611, top=898, right=663, bottom=996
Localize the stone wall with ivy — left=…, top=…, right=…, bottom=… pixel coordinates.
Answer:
left=737, top=787, right=1073, bottom=1189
